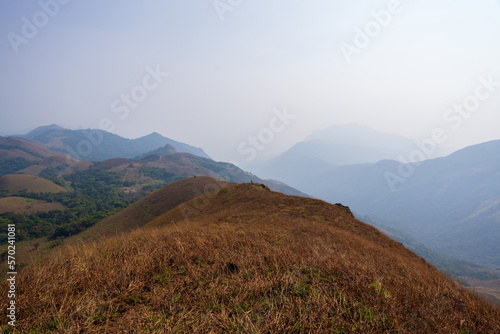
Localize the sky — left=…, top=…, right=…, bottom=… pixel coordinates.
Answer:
left=0, top=0, right=499, bottom=166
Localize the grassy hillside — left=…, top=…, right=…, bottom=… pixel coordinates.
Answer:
left=0, top=137, right=74, bottom=161
left=0, top=197, right=65, bottom=214
left=80, top=176, right=231, bottom=239
left=17, top=165, right=46, bottom=176
left=0, top=137, right=79, bottom=178
left=0, top=149, right=38, bottom=161
left=17, top=157, right=89, bottom=176
left=0, top=175, right=66, bottom=193
left=2, top=180, right=498, bottom=333
left=0, top=153, right=304, bottom=247
left=0, top=167, right=131, bottom=243
left=463, top=278, right=500, bottom=305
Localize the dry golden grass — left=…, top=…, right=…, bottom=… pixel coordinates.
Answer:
left=0, top=175, right=66, bottom=194
left=464, top=278, right=500, bottom=305
left=0, top=197, right=65, bottom=214
left=1, top=182, right=499, bottom=333
left=17, top=165, right=46, bottom=176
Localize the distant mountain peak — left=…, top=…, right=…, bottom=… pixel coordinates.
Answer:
left=32, top=124, right=64, bottom=131
left=138, top=144, right=178, bottom=159
left=27, top=124, right=64, bottom=134
left=137, top=132, right=172, bottom=142
left=145, top=132, right=162, bottom=138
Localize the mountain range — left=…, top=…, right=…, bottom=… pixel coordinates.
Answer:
left=0, top=132, right=306, bottom=249
left=250, top=123, right=454, bottom=190
left=0, top=136, right=305, bottom=198
left=18, top=124, right=211, bottom=161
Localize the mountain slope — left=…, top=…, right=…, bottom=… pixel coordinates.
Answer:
left=0, top=174, right=66, bottom=193
left=3, top=180, right=499, bottom=332
left=0, top=137, right=80, bottom=177
left=0, top=136, right=75, bottom=161
left=80, top=176, right=231, bottom=239
left=0, top=147, right=305, bottom=248
left=20, top=125, right=211, bottom=161
left=79, top=167, right=305, bottom=240
left=308, top=139, right=500, bottom=267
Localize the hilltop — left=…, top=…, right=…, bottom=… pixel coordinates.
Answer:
left=137, top=143, right=178, bottom=159
left=3, top=178, right=499, bottom=333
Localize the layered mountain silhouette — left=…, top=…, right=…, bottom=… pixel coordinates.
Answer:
left=18, top=125, right=211, bottom=161
left=250, top=123, right=454, bottom=190
left=0, top=134, right=305, bottom=198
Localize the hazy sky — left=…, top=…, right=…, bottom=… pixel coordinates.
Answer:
left=1, top=0, right=499, bottom=166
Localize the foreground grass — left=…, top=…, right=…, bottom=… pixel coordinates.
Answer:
left=1, top=184, right=499, bottom=333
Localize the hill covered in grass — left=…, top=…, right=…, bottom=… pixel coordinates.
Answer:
left=0, top=174, right=66, bottom=193
left=80, top=176, right=231, bottom=239
left=0, top=197, right=65, bottom=214
left=0, top=137, right=75, bottom=162
left=0, top=137, right=78, bottom=177
left=0, top=145, right=305, bottom=246
left=3, top=178, right=499, bottom=333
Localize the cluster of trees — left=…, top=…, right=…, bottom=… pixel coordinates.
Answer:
left=0, top=163, right=190, bottom=243
left=0, top=157, right=37, bottom=177
left=138, top=166, right=176, bottom=182
left=0, top=167, right=131, bottom=242
left=38, top=167, right=66, bottom=186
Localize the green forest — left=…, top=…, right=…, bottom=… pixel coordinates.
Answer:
left=0, top=166, right=182, bottom=243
